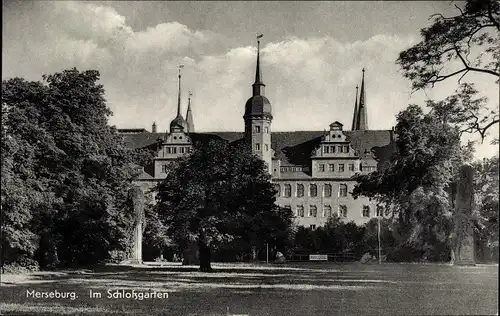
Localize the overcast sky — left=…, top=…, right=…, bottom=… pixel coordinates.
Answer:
left=3, top=1, right=498, bottom=158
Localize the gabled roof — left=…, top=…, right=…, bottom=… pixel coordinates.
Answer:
left=121, top=129, right=394, bottom=173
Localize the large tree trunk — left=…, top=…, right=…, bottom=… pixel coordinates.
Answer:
left=199, top=242, right=212, bottom=272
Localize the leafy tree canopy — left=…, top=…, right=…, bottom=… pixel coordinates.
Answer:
left=1, top=68, right=152, bottom=270
left=154, top=139, right=293, bottom=271
left=397, top=0, right=499, bottom=142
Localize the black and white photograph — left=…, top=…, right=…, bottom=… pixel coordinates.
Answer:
left=1, top=1, right=499, bottom=315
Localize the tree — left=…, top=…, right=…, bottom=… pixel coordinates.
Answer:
left=472, top=156, right=499, bottom=261
left=154, top=139, right=292, bottom=271
left=397, top=0, right=499, bottom=142
left=1, top=69, right=151, bottom=270
left=353, top=104, right=472, bottom=261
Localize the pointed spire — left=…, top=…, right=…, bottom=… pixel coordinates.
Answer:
left=186, top=91, right=195, bottom=133
left=351, top=85, right=359, bottom=130
left=357, top=68, right=368, bottom=130
left=252, top=34, right=266, bottom=96
left=176, top=64, right=184, bottom=117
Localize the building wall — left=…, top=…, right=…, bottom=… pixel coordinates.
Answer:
left=273, top=180, right=378, bottom=227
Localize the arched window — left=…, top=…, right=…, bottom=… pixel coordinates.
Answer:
left=309, top=205, right=317, bottom=217
left=376, top=205, right=384, bottom=217
left=324, top=205, right=332, bottom=217
left=339, top=205, right=348, bottom=217
left=339, top=184, right=348, bottom=197
left=324, top=184, right=332, bottom=197
left=297, top=184, right=304, bottom=197
left=297, top=205, right=304, bottom=217
left=284, top=184, right=292, bottom=197
left=362, top=205, right=370, bottom=217
left=310, top=184, right=317, bottom=197
left=274, top=184, right=281, bottom=197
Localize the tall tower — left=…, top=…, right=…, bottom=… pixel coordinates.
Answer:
left=186, top=91, right=195, bottom=133
left=352, top=68, right=368, bottom=131
left=244, top=34, right=273, bottom=174
left=169, top=65, right=188, bottom=133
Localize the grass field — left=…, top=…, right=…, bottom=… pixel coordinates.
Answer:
left=1, top=262, right=498, bottom=315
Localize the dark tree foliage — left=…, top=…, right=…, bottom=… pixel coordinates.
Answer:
left=1, top=69, right=151, bottom=270
left=352, top=104, right=472, bottom=261
left=472, top=156, right=499, bottom=261
left=397, top=0, right=499, bottom=142
left=154, top=139, right=293, bottom=271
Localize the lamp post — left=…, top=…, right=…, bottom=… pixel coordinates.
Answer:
left=377, top=214, right=382, bottom=265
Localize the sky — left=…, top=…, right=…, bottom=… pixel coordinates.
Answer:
left=2, top=1, right=498, bottom=159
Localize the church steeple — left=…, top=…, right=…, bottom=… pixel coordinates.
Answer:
left=186, top=91, right=194, bottom=133
left=357, top=68, right=368, bottom=130
left=176, top=64, right=184, bottom=117
left=169, top=65, right=188, bottom=133
left=252, top=34, right=265, bottom=96
left=351, top=85, right=359, bottom=130
left=353, top=68, right=368, bottom=131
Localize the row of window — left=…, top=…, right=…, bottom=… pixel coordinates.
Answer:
left=275, top=183, right=348, bottom=198
left=284, top=204, right=384, bottom=218
left=254, top=126, right=270, bottom=133
left=164, top=146, right=192, bottom=154
left=323, top=145, right=350, bottom=154
left=280, top=166, right=307, bottom=172
left=254, top=143, right=269, bottom=151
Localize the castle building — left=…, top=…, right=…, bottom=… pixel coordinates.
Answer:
left=120, top=39, right=395, bottom=228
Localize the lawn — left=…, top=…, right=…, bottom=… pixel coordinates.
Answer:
left=1, top=262, right=498, bottom=315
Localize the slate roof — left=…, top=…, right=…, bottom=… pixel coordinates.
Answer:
left=121, top=129, right=395, bottom=171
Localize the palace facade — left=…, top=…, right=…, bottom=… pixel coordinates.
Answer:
left=119, top=40, right=395, bottom=228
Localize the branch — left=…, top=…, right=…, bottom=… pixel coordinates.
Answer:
left=487, top=1, right=500, bottom=30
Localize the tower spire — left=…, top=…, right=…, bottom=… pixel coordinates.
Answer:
left=357, top=68, right=368, bottom=130
left=186, top=90, right=194, bottom=133
left=351, top=85, right=359, bottom=130
left=176, top=64, right=184, bottom=117
left=252, top=34, right=265, bottom=96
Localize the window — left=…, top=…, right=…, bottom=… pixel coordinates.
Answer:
left=339, top=164, right=345, bottom=172
left=310, top=184, right=317, bottom=197
left=166, top=147, right=171, bottom=154
left=187, top=147, right=192, bottom=153
left=265, top=126, right=269, bottom=133
left=284, top=184, right=292, bottom=197
left=180, top=147, right=185, bottom=154
left=324, top=146, right=329, bottom=154
left=344, top=145, right=350, bottom=153
left=255, top=125, right=260, bottom=133
left=297, top=205, right=305, bottom=217
left=265, top=144, right=269, bottom=151
left=297, top=184, right=304, bottom=197
left=172, top=147, right=177, bottom=154
left=330, top=146, right=336, bottom=153
left=255, top=143, right=260, bottom=151
left=310, top=224, right=316, bottom=230
left=362, top=205, right=370, bottom=217
left=348, top=164, right=355, bottom=171
left=376, top=205, right=384, bottom=217
left=328, top=164, right=334, bottom=172
left=162, top=164, right=169, bottom=173
left=324, top=205, right=332, bottom=217
left=339, top=184, right=348, bottom=197
left=324, top=184, right=332, bottom=197
left=309, top=205, right=317, bottom=217
left=339, top=205, right=348, bottom=217
left=338, top=146, right=344, bottom=153
left=318, top=164, right=325, bottom=172
left=274, top=184, right=281, bottom=197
